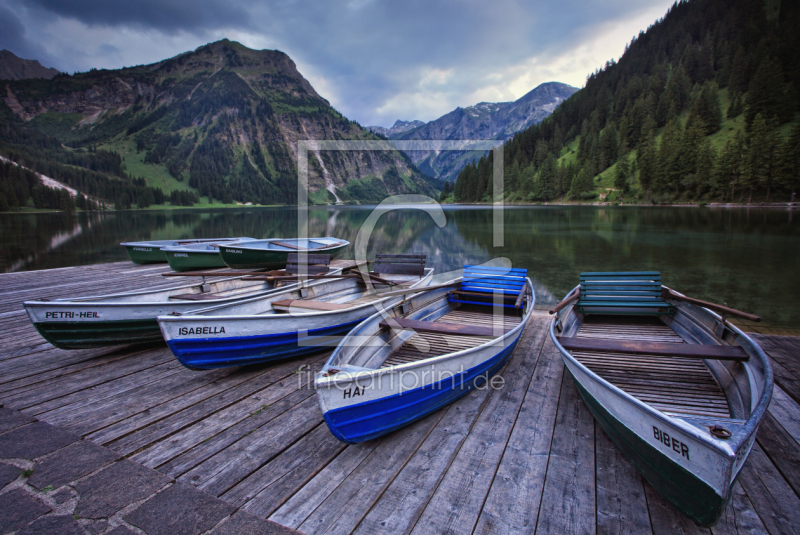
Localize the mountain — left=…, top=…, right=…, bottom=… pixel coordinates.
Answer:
left=453, top=0, right=800, bottom=205
left=0, top=40, right=438, bottom=210
left=370, top=82, right=578, bottom=181
left=0, top=50, right=60, bottom=80
left=366, top=120, right=425, bottom=138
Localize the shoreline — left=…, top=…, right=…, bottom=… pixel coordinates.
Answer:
left=2, top=201, right=798, bottom=215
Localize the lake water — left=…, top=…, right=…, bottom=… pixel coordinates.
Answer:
left=1, top=205, right=798, bottom=329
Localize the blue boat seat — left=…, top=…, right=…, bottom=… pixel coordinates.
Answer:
left=449, top=265, right=528, bottom=308
left=578, top=271, right=675, bottom=315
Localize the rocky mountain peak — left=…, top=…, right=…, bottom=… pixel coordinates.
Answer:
left=0, top=49, right=60, bottom=80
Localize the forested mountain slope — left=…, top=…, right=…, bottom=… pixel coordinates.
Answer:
left=453, top=0, right=800, bottom=204
left=0, top=40, right=438, bottom=210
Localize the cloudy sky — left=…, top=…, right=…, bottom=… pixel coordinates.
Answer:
left=1, top=0, right=675, bottom=126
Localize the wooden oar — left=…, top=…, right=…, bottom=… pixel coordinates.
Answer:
left=549, top=286, right=581, bottom=314
left=661, top=287, right=761, bottom=322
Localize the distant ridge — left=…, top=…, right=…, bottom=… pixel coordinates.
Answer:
left=369, top=82, right=578, bottom=181
left=0, top=50, right=60, bottom=80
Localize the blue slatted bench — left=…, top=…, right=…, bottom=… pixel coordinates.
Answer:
left=449, top=265, right=528, bottom=308
left=577, top=271, right=674, bottom=315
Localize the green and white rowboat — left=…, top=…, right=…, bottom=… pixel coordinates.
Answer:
left=122, top=238, right=254, bottom=264
left=163, top=239, right=258, bottom=271
left=218, top=237, right=349, bottom=270
left=549, top=272, right=772, bottom=527
left=23, top=266, right=341, bottom=349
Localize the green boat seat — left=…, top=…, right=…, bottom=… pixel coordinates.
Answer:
left=449, top=265, right=528, bottom=308
left=578, top=271, right=675, bottom=315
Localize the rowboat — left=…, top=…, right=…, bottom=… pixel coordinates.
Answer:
left=158, top=255, right=431, bottom=370
left=549, top=272, right=772, bottom=527
left=316, top=265, right=533, bottom=443
left=218, top=237, right=349, bottom=269
left=122, top=238, right=254, bottom=264
left=24, top=254, right=340, bottom=349
left=163, top=242, right=232, bottom=271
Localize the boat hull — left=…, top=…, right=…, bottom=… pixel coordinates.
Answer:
left=124, top=245, right=167, bottom=264
left=165, top=250, right=226, bottom=271
left=567, top=367, right=729, bottom=526
left=322, top=335, right=520, bottom=443
left=32, top=319, right=161, bottom=349
left=219, top=243, right=348, bottom=270
left=166, top=318, right=364, bottom=370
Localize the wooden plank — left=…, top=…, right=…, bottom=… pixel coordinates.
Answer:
left=380, top=317, right=509, bottom=338
left=594, top=423, right=653, bottom=534
left=755, top=411, right=800, bottom=498
left=181, top=395, right=323, bottom=497
left=296, top=410, right=444, bottom=535
left=272, top=299, right=352, bottom=311
left=85, top=365, right=269, bottom=446
left=558, top=337, right=749, bottom=361
left=50, top=366, right=231, bottom=436
left=473, top=331, right=564, bottom=534
left=107, top=356, right=319, bottom=457
left=752, top=334, right=800, bottom=405
left=351, top=381, right=491, bottom=535
left=3, top=347, right=172, bottom=410
left=408, top=318, right=547, bottom=535
left=737, top=443, right=800, bottom=534
left=767, top=384, right=800, bottom=449
left=225, top=423, right=347, bottom=515
left=643, top=479, right=710, bottom=535
left=533, top=366, right=597, bottom=535
left=269, top=440, right=383, bottom=529
left=710, top=483, right=769, bottom=535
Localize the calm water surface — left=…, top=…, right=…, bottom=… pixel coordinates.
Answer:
left=1, top=205, right=798, bottom=328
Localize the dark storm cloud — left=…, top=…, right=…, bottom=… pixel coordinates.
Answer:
left=24, top=0, right=252, bottom=33
left=2, top=0, right=674, bottom=123
left=0, top=3, right=59, bottom=68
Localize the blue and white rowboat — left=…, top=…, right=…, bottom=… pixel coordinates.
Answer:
left=316, top=265, right=534, bottom=443
left=158, top=268, right=434, bottom=370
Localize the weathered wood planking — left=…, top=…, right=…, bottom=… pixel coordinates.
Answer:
left=1, top=262, right=799, bottom=535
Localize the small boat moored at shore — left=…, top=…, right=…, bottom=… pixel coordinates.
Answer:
left=218, top=237, right=349, bottom=269
left=316, top=264, right=533, bottom=443
left=158, top=254, right=431, bottom=370
left=122, top=238, right=254, bottom=265
left=549, top=271, right=772, bottom=527
left=24, top=254, right=341, bottom=349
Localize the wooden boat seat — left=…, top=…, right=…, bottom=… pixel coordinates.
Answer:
left=380, top=317, right=511, bottom=337
left=449, top=265, right=528, bottom=308
left=557, top=336, right=749, bottom=361
left=372, top=254, right=427, bottom=276
left=271, top=299, right=352, bottom=312
left=577, top=272, right=675, bottom=315
left=285, top=253, right=331, bottom=275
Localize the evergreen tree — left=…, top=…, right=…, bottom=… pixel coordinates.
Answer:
left=780, top=123, right=800, bottom=202
left=614, top=157, right=630, bottom=194
left=745, top=58, right=790, bottom=127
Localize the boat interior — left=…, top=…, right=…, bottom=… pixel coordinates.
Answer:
left=189, top=255, right=433, bottom=317
left=554, top=273, right=770, bottom=432
left=233, top=237, right=345, bottom=251
left=328, top=266, right=532, bottom=371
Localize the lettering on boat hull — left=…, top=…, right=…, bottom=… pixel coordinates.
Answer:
left=44, top=311, right=99, bottom=319
left=178, top=326, right=226, bottom=336
left=654, top=425, right=690, bottom=460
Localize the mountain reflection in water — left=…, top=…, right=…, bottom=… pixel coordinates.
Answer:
left=1, top=205, right=797, bottom=328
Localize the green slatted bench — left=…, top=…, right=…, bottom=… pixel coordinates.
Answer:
left=577, top=271, right=675, bottom=315
left=449, top=265, right=528, bottom=309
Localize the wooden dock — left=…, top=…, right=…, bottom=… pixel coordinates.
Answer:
left=1, top=261, right=799, bottom=534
